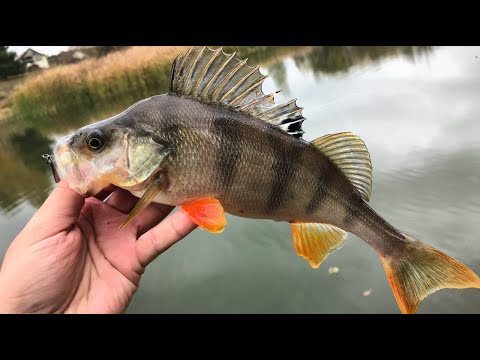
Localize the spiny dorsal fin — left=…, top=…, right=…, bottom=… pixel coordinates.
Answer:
left=311, top=132, right=373, bottom=201
left=291, top=222, right=348, bottom=269
left=169, top=46, right=306, bottom=138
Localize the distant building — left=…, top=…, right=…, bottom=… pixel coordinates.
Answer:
left=16, top=48, right=50, bottom=70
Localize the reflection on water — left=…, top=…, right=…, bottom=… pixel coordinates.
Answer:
left=293, top=46, right=433, bottom=77
left=0, top=128, right=54, bottom=213
left=10, top=128, right=54, bottom=174
left=1, top=46, right=480, bottom=313
left=266, top=61, right=289, bottom=94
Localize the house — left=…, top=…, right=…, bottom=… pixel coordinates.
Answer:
left=16, top=48, right=50, bottom=70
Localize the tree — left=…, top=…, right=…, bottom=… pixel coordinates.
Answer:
left=0, top=46, right=25, bottom=80
left=95, top=46, right=128, bottom=58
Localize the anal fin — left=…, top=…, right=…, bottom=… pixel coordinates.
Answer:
left=291, top=223, right=348, bottom=268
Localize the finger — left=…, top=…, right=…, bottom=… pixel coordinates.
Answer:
left=105, top=188, right=140, bottom=214
left=135, top=202, right=175, bottom=237
left=136, top=210, right=198, bottom=267
left=23, top=180, right=85, bottom=240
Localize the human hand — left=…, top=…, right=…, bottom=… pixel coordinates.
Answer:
left=0, top=180, right=197, bottom=314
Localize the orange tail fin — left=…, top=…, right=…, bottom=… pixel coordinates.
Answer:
left=379, top=233, right=480, bottom=314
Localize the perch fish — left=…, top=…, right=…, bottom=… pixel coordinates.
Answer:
left=53, top=46, right=480, bottom=314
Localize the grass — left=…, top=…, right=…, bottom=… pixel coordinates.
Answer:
left=0, top=74, right=30, bottom=120
left=9, top=46, right=307, bottom=130
left=11, top=46, right=189, bottom=127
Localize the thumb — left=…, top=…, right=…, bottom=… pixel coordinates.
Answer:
left=23, top=180, right=86, bottom=240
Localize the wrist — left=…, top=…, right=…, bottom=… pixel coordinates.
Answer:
left=0, top=276, right=19, bottom=314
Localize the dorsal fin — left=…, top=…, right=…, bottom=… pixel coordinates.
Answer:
left=169, top=46, right=306, bottom=138
left=311, top=132, right=373, bottom=201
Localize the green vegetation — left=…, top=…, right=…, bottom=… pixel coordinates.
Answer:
left=0, top=46, right=25, bottom=80
left=11, top=47, right=185, bottom=129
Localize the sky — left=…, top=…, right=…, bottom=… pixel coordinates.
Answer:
left=8, top=46, right=70, bottom=56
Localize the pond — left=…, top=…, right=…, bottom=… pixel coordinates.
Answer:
left=1, top=46, right=480, bottom=313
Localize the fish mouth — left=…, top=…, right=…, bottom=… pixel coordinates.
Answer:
left=53, top=136, right=91, bottom=196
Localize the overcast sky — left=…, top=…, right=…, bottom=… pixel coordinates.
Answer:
left=8, top=46, right=70, bottom=56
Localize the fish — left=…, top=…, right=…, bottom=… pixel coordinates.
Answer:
left=53, top=46, right=480, bottom=314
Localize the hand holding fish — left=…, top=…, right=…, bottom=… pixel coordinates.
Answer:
left=0, top=180, right=197, bottom=314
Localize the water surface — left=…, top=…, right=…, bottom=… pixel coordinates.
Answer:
left=1, top=46, right=479, bottom=313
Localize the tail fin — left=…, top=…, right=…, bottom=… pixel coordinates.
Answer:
left=379, top=233, right=480, bottom=314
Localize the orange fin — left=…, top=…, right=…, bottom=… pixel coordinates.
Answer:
left=180, top=198, right=227, bottom=233
left=379, top=232, right=480, bottom=314
left=291, top=223, right=348, bottom=268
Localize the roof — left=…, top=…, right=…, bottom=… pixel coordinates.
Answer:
left=16, top=48, right=47, bottom=60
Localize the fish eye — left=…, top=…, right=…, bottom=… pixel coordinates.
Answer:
left=86, top=130, right=105, bottom=151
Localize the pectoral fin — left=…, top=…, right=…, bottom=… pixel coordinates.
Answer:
left=180, top=198, right=227, bottom=233
left=119, top=177, right=164, bottom=230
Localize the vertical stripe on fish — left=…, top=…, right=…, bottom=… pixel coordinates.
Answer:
left=305, top=154, right=338, bottom=215
left=212, top=118, right=242, bottom=193
left=265, top=131, right=302, bottom=214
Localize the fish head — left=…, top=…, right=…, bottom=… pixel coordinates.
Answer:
left=53, top=118, right=171, bottom=197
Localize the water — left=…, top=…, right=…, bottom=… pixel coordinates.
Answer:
left=1, top=46, right=480, bottom=313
